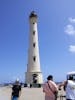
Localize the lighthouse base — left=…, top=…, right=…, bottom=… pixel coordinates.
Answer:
left=25, top=72, right=43, bottom=85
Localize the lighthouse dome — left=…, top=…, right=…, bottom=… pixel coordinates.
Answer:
left=29, top=11, right=37, bottom=18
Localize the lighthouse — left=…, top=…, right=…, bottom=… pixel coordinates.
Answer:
left=25, top=11, right=43, bottom=85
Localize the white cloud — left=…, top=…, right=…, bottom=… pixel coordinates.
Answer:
left=64, top=24, right=75, bottom=35
left=69, top=17, right=75, bottom=23
left=69, top=45, right=75, bottom=53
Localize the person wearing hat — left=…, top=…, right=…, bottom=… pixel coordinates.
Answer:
left=11, top=78, right=22, bottom=100
left=43, top=75, right=58, bottom=100
left=60, top=75, right=75, bottom=100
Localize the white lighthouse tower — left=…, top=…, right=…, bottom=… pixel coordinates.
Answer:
left=25, top=11, right=43, bottom=85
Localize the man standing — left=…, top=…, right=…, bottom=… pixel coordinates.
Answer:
left=62, top=76, right=75, bottom=100
left=43, top=75, right=58, bottom=100
left=11, top=78, right=21, bottom=100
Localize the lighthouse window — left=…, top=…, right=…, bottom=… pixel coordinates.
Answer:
left=33, top=23, right=35, bottom=24
left=33, top=43, right=35, bottom=47
left=33, top=56, right=36, bottom=62
left=33, top=31, right=35, bottom=35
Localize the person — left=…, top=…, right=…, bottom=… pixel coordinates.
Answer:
left=11, top=78, right=22, bottom=100
left=43, top=75, right=58, bottom=100
left=60, top=75, right=75, bottom=100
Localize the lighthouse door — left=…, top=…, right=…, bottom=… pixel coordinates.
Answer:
left=32, top=74, right=38, bottom=84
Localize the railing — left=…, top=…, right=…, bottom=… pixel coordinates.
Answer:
left=57, top=95, right=66, bottom=100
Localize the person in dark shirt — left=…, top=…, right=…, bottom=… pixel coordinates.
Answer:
left=11, top=78, right=21, bottom=100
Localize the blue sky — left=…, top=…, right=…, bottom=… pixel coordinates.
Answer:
left=0, top=0, right=75, bottom=83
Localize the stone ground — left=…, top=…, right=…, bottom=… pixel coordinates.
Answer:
left=0, top=86, right=66, bottom=100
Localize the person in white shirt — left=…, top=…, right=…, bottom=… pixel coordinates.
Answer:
left=61, top=76, right=75, bottom=100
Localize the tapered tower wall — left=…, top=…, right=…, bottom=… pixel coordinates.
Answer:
left=25, top=11, right=43, bottom=84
